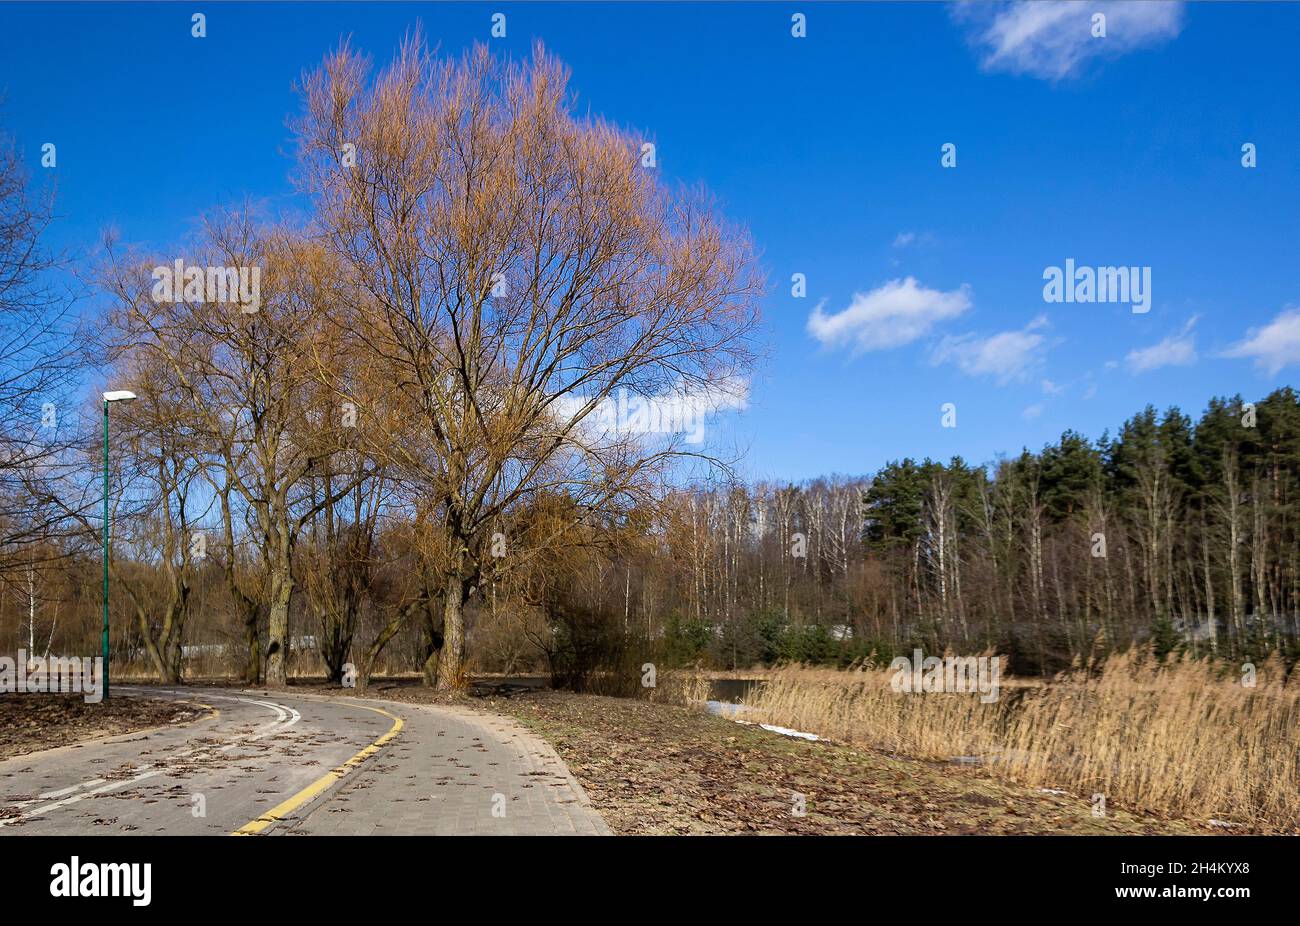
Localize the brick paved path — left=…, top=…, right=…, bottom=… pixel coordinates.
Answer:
left=285, top=699, right=611, bottom=836
left=0, top=688, right=610, bottom=836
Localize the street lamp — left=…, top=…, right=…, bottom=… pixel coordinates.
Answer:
left=102, top=390, right=137, bottom=699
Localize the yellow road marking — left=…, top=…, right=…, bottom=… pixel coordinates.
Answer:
left=185, top=702, right=219, bottom=724
left=231, top=703, right=403, bottom=836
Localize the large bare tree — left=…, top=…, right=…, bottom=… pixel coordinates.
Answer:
left=293, top=38, right=762, bottom=688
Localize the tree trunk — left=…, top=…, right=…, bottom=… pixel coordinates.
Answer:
left=243, top=608, right=261, bottom=684
left=361, top=595, right=425, bottom=689
left=1201, top=509, right=1217, bottom=652
left=264, top=565, right=294, bottom=686
left=137, top=606, right=171, bottom=683
left=435, top=574, right=468, bottom=691
left=165, top=634, right=183, bottom=684
left=421, top=595, right=443, bottom=687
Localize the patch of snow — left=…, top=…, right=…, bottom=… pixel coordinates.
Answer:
left=757, top=723, right=819, bottom=741
left=703, top=704, right=820, bottom=741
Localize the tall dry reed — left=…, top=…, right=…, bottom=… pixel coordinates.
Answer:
left=736, top=651, right=1299, bottom=831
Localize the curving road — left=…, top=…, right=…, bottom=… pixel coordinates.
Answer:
left=0, top=687, right=609, bottom=836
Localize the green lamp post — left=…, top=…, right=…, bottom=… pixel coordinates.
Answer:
left=102, top=390, right=137, bottom=699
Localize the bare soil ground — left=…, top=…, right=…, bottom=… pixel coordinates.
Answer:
left=480, top=690, right=1210, bottom=835
left=0, top=695, right=202, bottom=761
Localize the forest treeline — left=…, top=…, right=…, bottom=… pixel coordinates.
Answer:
left=8, top=387, right=1297, bottom=684
left=636, top=387, right=1300, bottom=675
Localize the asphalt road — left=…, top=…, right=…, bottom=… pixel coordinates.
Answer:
left=0, top=687, right=609, bottom=836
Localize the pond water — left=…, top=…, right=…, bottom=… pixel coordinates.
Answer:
left=709, top=677, right=763, bottom=703
left=465, top=674, right=765, bottom=705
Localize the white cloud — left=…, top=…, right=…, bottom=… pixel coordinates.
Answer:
left=1022, top=403, right=1044, bottom=420
left=1126, top=316, right=1198, bottom=373
left=1222, top=307, right=1300, bottom=375
left=807, top=277, right=971, bottom=353
left=953, top=1, right=1185, bottom=81
left=931, top=315, right=1050, bottom=384
left=892, top=231, right=934, bottom=249
left=1041, top=378, right=1065, bottom=395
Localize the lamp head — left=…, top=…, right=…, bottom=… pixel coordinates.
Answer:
left=102, top=390, right=138, bottom=403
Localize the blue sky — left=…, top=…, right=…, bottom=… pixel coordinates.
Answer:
left=1, top=1, right=1297, bottom=482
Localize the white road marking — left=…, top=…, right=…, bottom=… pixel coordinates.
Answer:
left=40, top=780, right=106, bottom=800
left=15, top=769, right=166, bottom=818
left=0, top=688, right=304, bottom=827
left=7, top=778, right=110, bottom=809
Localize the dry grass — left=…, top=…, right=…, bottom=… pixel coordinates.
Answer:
left=649, top=671, right=713, bottom=706
left=733, top=651, right=1299, bottom=832
left=490, top=689, right=1193, bottom=834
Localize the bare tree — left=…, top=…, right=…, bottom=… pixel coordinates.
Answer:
left=100, top=213, right=370, bottom=685
left=0, top=129, right=85, bottom=576
left=293, top=37, right=761, bottom=688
